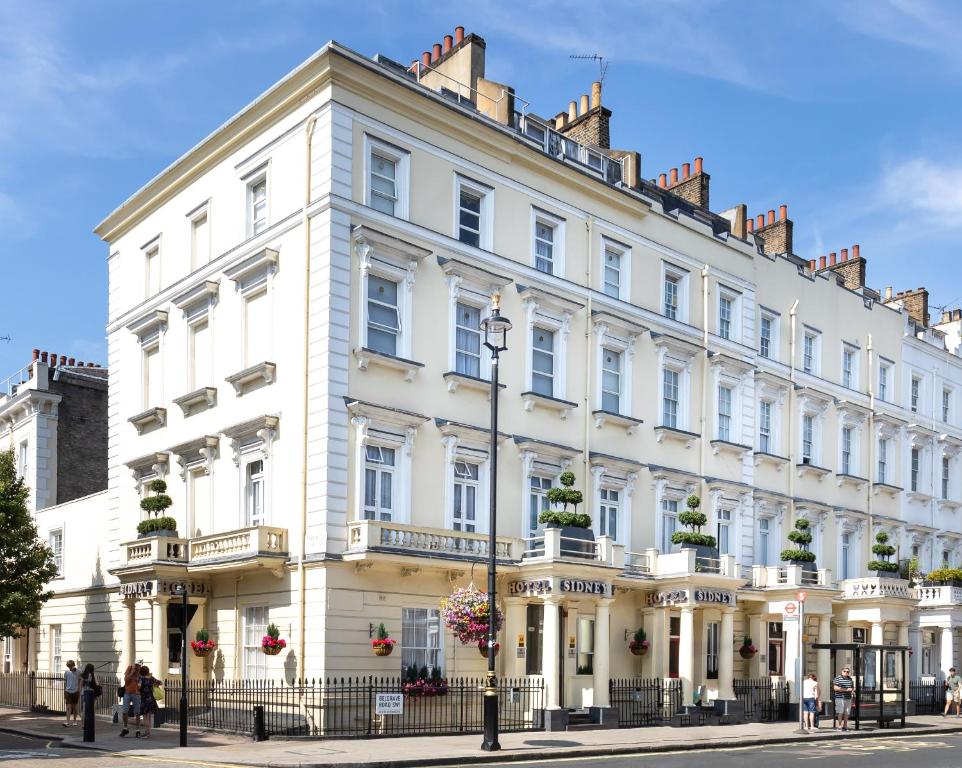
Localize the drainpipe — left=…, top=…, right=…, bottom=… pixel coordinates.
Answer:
left=700, top=266, right=710, bottom=510
left=788, top=300, right=800, bottom=532
left=584, top=217, right=594, bottom=521
left=866, top=334, right=874, bottom=570
left=298, top=114, right=318, bottom=681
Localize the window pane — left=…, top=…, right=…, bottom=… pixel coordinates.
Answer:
left=455, top=302, right=482, bottom=378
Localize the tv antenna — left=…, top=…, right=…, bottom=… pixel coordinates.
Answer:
left=0, top=335, right=10, bottom=343
left=569, top=54, right=609, bottom=84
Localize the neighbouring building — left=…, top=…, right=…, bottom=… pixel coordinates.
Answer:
left=21, top=27, right=962, bottom=728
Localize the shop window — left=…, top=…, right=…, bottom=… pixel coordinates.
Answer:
left=706, top=622, right=719, bottom=679
left=768, top=622, right=784, bottom=676
left=577, top=617, right=594, bottom=675
left=402, top=608, right=442, bottom=673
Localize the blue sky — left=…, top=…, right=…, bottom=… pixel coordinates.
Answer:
left=2, top=0, right=962, bottom=376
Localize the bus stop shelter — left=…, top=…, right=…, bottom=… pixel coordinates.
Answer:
left=812, top=643, right=909, bottom=730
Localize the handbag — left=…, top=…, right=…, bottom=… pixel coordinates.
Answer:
left=153, top=683, right=165, bottom=702
left=117, top=685, right=125, bottom=700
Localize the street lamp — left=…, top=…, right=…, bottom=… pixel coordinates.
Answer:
left=480, top=292, right=511, bottom=752
left=171, top=583, right=188, bottom=747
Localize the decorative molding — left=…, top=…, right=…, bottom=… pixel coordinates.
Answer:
left=225, top=361, right=276, bottom=394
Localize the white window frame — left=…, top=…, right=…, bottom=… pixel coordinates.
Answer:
left=842, top=344, right=859, bottom=390
left=657, top=349, right=693, bottom=431
left=245, top=168, right=269, bottom=238
left=757, top=515, right=773, bottom=567
left=706, top=621, right=720, bottom=679
left=17, top=439, right=28, bottom=481
left=442, top=437, right=489, bottom=535
left=141, top=334, right=162, bottom=410
left=454, top=175, right=493, bottom=251
left=142, top=237, right=161, bottom=299
left=363, top=444, right=397, bottom=521
left=224, top=416, right=278, bottom=530
left=911, top=448, right=921, bottom=492
left=243, top=455, right=266, bottom=527
left=591, top=462, right=638, bottom=547
left=840, top=532, right=852, bottom=580
left=878, top=436, right=889, bottom=484
left=522, top=296, right=571, bottom=401
left=800, top=413, right=819, bottom=465
left=453, top=300, right=484, bottom=380
left=758, top=400, right=773, bottom=454
left=661, top=262, right=689, bottom=323
left=910, top=374, right=922, bottom=414
left=943, top=455, right=951, bottom=500
left=519, top=445, right=573, bottom=539
left=758, top=308, right=779, bottom=360
left=242, top=606, right=269, bottom=679
left=943, top=387, right=953, bottom=424
left=878, top=360, right=892, bottom=403
left=187, top=201, right=212, bottom=271
left=593, top=320, right=637, bottom=417
left=717, top=385, right=733, bottom=442
left=357, top=242, right=419, bottom=362
left=187, top=311, right=213, bottom=390
left=49, top=528, right=63, bottom=577
left=659, top=496, right=681, bottom=554
left=401, top=607, right=443, bottom=673
left=601, top=238, right=630, bottom=301
left=717, top=286, right=740, bottom=341
left=365, top=273, right=402, bottom=358
left=452, top=458, right=482, bottom=533
left=600, top=347, right=622, bottom=414
left=717, top=507, right=733, bottom=556
left=364, top=134, right=410, bottom=220
left=527, top=473, right=554, bottom=538
left=802, top=328, right=821, bottom=376
left=50, top=625, right=61, bottom=673
left=349, top=408, right=417, bottom=526
left=839, top=424, right=858, bottom=476
left=531, top=208, right=565, bottom=276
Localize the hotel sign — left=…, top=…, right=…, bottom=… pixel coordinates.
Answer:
left=646, top=589, right=736, bottom=607
left=508, top=577, right=612, bottom=598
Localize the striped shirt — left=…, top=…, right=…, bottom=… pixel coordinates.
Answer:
left=833, top=674, right=854, bottom=699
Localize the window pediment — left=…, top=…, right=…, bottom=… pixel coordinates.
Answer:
left=354, top=225, right=431, bottom=273
left=173, top=280, right=219, bottom=314
left=126, top=309, right=168, bottom=339
left=170, top=435, right=219, bottom=478
left=438, top=256, right=511, bottom=294
left=224, top=247, right=278, bottom=288
left=346, top=398, right=429, bottom=432
left=516, top=283, right=584, bottom=319
left=222, top=414, right=279, bottom=466
left=651, top=331, right=702, bottom=360
left=437, top=418, right=509, bottom=449
left=513, top=434, right=581, bottom=463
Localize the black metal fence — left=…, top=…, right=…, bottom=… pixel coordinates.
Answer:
left=161, top=676, right=544, bottom=738
left=609, top=678, right=683, bottom=727
left=734, top=678, right=791, bottom=721
left=911, top=679, right=943, bottom=714
left=0, top=672, right=122, bottom=719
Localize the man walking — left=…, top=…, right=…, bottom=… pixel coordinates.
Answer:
left=944, top=667, right=962, bottom=718
left=832, top=666, right=855, bottom=731
left=120, top=662, right=142, bottom=737
left=63, top=660, right=80, bottom=727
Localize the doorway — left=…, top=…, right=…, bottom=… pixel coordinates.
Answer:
left=525, top=604, right=543, bottom=676
left=669, top=616, right=680, bottom=678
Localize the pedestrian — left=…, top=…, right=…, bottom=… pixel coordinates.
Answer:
left=944, top=667, right=962, bottom=718
left=802, top=673, right=819, bottom=732
left=832, top=666, right=854, bottom=731
left=79, top=663, right=101, bottom=717
left=136, top=665, right=162, bottom=739
left=63, top=660, right=80, bottom=727
left=120, top=662, right=142, bottom=737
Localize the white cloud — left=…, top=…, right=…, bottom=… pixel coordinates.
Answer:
left=830, top=0, right=962, bottom=64
left=877, top=157, right=962, bottom=230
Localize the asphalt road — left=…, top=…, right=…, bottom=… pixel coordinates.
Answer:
left=454, top=732, right=962, bottom=768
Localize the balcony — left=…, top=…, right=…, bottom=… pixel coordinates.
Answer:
left=841, top=576, right=912, bottom=600
left=913, top=584, right=962, bottom=607
left=121, top=535, right=189, bottom=570
left=118, top=526, right=288, bottom=575
left=751, top=564, right=833, bottom=589
left=346, top=520, right=521, bottom=562
left=521, top=529, right=623, bottom=568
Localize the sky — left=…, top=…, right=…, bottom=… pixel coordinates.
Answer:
left=2, top=0, right=962, bottom=376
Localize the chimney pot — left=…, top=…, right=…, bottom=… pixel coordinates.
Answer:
left=809, top=259, right=816, bottom=271
left=579, top=94, right=589, bottom=115
left=694, top=156, right=704, bottom=174
left=756, top=214, right=765, bottom=230
left=40, top=352, right=48, bottom=363
left=68, top=357, right=75, bottom=366
left=746, top=218, right=754, bottom=233
left=670, top=167, right=678, bottom=185
left=840, top=247, right=849, bottom=262
left=554, top=113, right=566, bottom=129
left=885, top=286, right=893, bottom=300
left=682, top=162, right=691, bottom=178
left=830, top=252, right=837, bottom=266
left=944, top=311, right=952, bottom=323
left=591, top=81, right=602, bottom=109
left=767, top=209, right=775, bottom=225
left=60, top=355, right=67, bottom=366
left=421, top=51, right=431, bottom=68
left=568, top=100, right=577, bottom=121
left=87, top=362, right=96, bottom=368
left=32, top=348, right=40, bottom=361
left=853, top=243, right=860, bottom=260
left=49, top=353, right=56, bottom=367
left=819, top=256, right=827, bottom=269
left=454, top=26, right=465, bottom=44
left=431, top=43, right=442, bottom=62
left=658, top=173, right=667, bottom=188
left=779, top=204, right=788, bottom=221
left=443, top=35, right=453, bottom=54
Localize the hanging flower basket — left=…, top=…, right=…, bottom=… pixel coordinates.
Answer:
left=628, top=640, right=649, bottom=656
left=262, top=623, right=286, bottom=656
left=478, top=641, right=500, bottom=659
left=739, top=637, right=758, bottom=660
left=371, top=623, right=397, bottom=657
left=440, top=587, right=504, bottom=645
left=191, top=629, right=216, bottom=658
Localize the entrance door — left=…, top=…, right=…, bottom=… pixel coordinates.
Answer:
left=669, top=616, right=680, bottom=678
left=525, top=604, right=543, bottom=676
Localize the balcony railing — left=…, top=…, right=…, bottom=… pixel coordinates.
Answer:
left=841, top=576, right=912, bottom=600
left=520, top=529, right=626, bottom=567
left=518, top=115, right=627, bottom=186
left=120, top=526, right=287, bottom=570
left=912, top=584, right=962, bottom=606
left=346, top=520, right=520, bottom=561
left=121, top=535, right=189, bottom=566
left=751, top=565, right=833, bottom=589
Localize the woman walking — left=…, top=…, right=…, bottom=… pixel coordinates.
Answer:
left=136, top=665, right=162, bottom=738
left=802, top=673, right=820, bottom=732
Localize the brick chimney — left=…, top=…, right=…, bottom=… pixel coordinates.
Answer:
left=557, top=81, right=611, bottom=150
left=884, top=286, right=930, bottom=327
left=663, top=156, right=710, bottom=210
left=812, top=243, right=867, bottom=290
left=753, top=204, right=793, bottom=256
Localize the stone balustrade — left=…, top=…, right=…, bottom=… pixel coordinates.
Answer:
left=912, top=584, right=962, bottom=606
left=347, top=520, right=520, bottom=561
left=634, top=548, right=739, bottom=578
left=190, top=526, right=287, bottom=564
left=121, top=535, right=189, bottom=565
left=841, top=576, right=912, bottom=599
left=751, top=564, right=833, bottom=589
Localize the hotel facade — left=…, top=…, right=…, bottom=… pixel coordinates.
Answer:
left=16, top=27, right=962, bottom=725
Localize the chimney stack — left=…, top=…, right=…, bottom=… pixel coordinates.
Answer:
left=840, top=247, right=849, bottom=262
left=830, top=252, right=837, bottom=266
left=767, top=209, right=775, bottom=226
left=853, top=244, right=860, bottom=260
left=754, top=203, right=794, bottom=256
left=779, top=204, right=788, bottom=221
left=809, top=259, right=816, bottom=271
left=658, top=173, right=667, bottom=188
left=663, top=156, right=710, bottom=209
left=421, top=51, right=431, bottom=68
left=557, top=82, right=612, bottom=149
left=682, top=162, right=690, bottom=178
left=756, top=214, right=764, bottom=230
left=670, top=167, right=678, bottom=185
left=819, top=242, right=867, bottom=290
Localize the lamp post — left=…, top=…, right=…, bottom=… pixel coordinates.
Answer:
left=172, top=583, right=188, bottom=747
left=480, top=292, right=511, bottom=752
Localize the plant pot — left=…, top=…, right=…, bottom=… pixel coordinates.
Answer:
left=674, top=543, right=719, bottom=561
left=739, top=647, right=757, bottom=660
left=192, top=647, right=212, bottom=658
left=874, top=569, right=901, bottom=579
left=479, top=644, right=500, bottom=659
left=137, top=529, right=179, bottom=539
left=373, top=644, right=394, bottom=657
left=629, top=643, right=648, bottom=656
left=262, top=646, right=283, bottom=656
left=550, top=525, right=596, bottom=559
left=789, top=559, right=818, bottom=575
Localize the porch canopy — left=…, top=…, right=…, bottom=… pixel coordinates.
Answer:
left=812, top=643, right=909, bottom=730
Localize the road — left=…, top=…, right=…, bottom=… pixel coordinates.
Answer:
left=447, top=732, right=962, bottom=768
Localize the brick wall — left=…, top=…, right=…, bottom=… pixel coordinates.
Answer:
left=668, top=172, right=710, bottom=210
left=826, top=258, right=866, bottom=290
left=755, top=218, right=793, bottom=256
left=558, top=106, right=611, bottom=149
left=886, top=288, right=929, bottom=327
left=50, top=369, right=108, bottom=504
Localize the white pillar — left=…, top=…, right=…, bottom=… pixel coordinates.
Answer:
left=679, top=606, right=695, bottom=705
left=749, top=614, right=765, bottom=678
left=941, top=626, right=955, bottom=679
left=817, top=615, right=831, bottom=704
left=718, top=608, right=735, bottom=700
left=871, top=622, right=884, bottom=685
left=504, top=598, right=527, bottom=680
left=784, top=616, right=802, bottom=703
left=151, top=597, right=168, bottom=678
left=649, top=608, right=668, bottom=680
left=898, top=623, right=910, bottom=700
left=123, top=599, right=136, bottom=669
left=543, top=597, right=561, bottom=710
left=908, top=623, right=922, bottom=680
left=593, top=599, right=613, bottom=708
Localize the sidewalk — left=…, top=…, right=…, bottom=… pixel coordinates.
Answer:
left=3, top=706, right=962, bottom=767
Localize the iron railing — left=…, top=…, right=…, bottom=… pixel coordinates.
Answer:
left=910, top=679, right=942, bottom=714
left=609, top=678, right=682, bottom=727
left=161, top=676, right=544, bottom=738
left=0, top=672, right=121, bottom=718
left=733, top=678, right=791, bottom=721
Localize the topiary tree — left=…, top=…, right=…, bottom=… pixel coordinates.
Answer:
left=781, top=517, right=816, bottom=563
left=868, top=530, right=899, bottom=572
left=137, top=479, right=177, bottom=535
left=670, top=495, right=717, bottom=549
left=539, top=471, right=591, bottom=529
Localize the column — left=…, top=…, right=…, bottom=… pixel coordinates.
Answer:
left=908, top=623, right=922, bottom=680
left=647, top=607, right=668, bottom=680
left=817, top=615, right=831, bottom=705
left=784, top=614, right=802, bottom=703
left=542, top=597, right=561, bottom=710
left=835, top=621, right=850, bottom=672
left=871, top=622, right=884, bottom=687
left=122, top=599, right=136, bottom=667
left=150, top=597, right=168, bottom=678
left=718, top=608, right=735, bottom=700
left=504, top=598, right=527, bottom=680
left=679, top=606, right=695, bottom=705
left=592, top=599, right=613, bottom=708
left=898, top=623, right=910, bottom=701
left=941, top=626, right=954, bottom=679
left=749, top=614, right=765, bottom=678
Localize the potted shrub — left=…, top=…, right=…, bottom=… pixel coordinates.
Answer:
left=261, top=623, right=287, bottom=656
left=137, top=479, right=177, bottom=538
left=923, top=567, right=962, bottom=588
left=868, top=531, right=900, bottom=579
left=190, top=629, right=216, bottom=658
left=440, top=586, right=504, bottom=645
left=371, top=623, right=396, bottom=657
left=478, top=640, right=500, bottom=659
left=539, top=471, right=594, bottom=558
left=670, top=495, right=717, bottom=560
left=739, top=637, right=758, bottom=660
left=628, top=628, right=649, bottom=656
left=780, top=518, right=817, bottom=575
